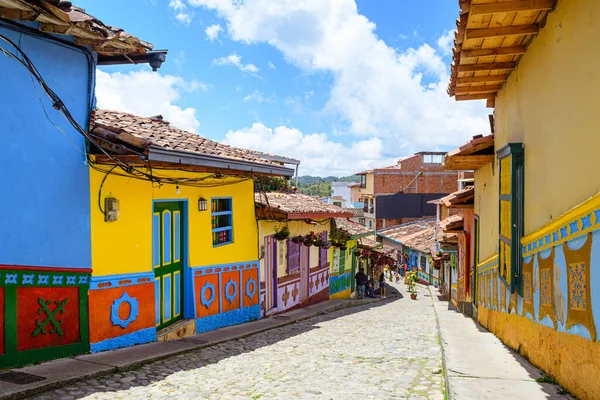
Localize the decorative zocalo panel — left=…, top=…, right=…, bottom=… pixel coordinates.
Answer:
left=89, top=272, right=156, bottom=353
left=0, top=266, right=90, bottom=368
left=193, top=261, right=261, bottom=334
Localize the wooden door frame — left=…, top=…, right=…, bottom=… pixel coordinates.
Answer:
left=264, top=235, right=278, bottom=314
left=152, top=199, right=188, bottom=328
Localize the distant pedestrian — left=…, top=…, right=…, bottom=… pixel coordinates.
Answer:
left=367, top=278, right=375, bottom=297
left=379, top=271, right=386, bottom=299
left=354, top=267, right=368, bottom=299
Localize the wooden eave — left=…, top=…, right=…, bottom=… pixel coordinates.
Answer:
left=448, top=0, right=557, bottom=107
left=443, top=134, right=494, bottom=170
left=255, top=206, right=352, bottom=221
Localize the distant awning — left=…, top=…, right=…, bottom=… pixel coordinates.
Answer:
left=443, top=134, right=494, bottom=170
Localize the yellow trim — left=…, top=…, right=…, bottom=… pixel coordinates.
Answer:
left=153, top=212, right=160, bottom=269
left=477, top=254, right=498, bottom=269
left=162, top=274, right=171, bottom=323
left=155, top=277, right=161, bottom=327
left=521, top=191, right=600, bottom=257
left=173, top=270, right=180, bottom=318
left=162, top=210, right=171, bottom=266
left=173, top=210, right=181, bottom=263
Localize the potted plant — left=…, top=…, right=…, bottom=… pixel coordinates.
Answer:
left=406, top=271, right=419, bottom=300
left=273, top=225, right=290, bottom=241
left=291, top=235, right=304, bottom=245
left=354, top=249, right=362, bottom=258
left=314, top=236, right=331, bottom=249
left=303, top=231, right=319, bottom=247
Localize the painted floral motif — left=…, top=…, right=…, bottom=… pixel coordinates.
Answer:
left=540, top=269, right=552, bottom=306
left=523, top=272, right=532, bottom=304
left=569, top=263, right=587, bottom=311
left=500, top=282, right=506, bottom=311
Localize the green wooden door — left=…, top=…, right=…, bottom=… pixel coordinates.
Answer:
left=153, top=201, right=184, bottom=331
left=351, top=251, right=357, bottom=292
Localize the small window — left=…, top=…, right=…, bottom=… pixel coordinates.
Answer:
left=287, top=240, right=301, bottom=274
left=211, top=198, right=233, bottom=246
left=359, top=217, right=366, bottom=225
left=368, top=220, right=373, bottom=228
left=339, top=248, right=346, bottom=275
left=319, top=232, right=328, bottom=267
left=423, top=154, right=443, bottom=164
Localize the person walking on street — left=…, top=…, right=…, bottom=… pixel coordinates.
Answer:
left=379, top=270, right=386, bottom=299
left=354, top=267, right=368, bottom=299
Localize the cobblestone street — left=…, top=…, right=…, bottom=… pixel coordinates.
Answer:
left=33, top=283, right=444, bottom=400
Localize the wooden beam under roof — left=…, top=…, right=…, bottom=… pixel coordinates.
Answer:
left=486, top=97, right=496, bottom=108
left=458, top=62, right=515, bottom=73
left=455, top=94, right=495, bottom=101
left=461, top=46, right=526, bottom=58
left=470, top=0, right=555, bottom=16
left=444, top=155, right=495, bottom=170
left=466, top=25, right=539, bottom=40
left=455, top=85, right=501, bottom=94
left=457, top=74, right=508, bottom=85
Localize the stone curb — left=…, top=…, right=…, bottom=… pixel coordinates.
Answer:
left=428, top=285, right=452, bottom=400
left=1, top=295, right=393, bottom=400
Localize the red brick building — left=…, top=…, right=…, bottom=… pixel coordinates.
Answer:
left=357, top=152, right=470, bottom=230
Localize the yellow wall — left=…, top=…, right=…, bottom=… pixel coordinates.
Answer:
left=90, top=163, right=258, bottom=276
left=257, top=219, right=331, bottom=283
left=474, top=162, right=498, bottom=261
left=494, top=0, right=600, bottom=236
left=359, top=173, right=374, bottom=196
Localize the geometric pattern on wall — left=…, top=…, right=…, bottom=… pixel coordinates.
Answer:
left=563, top=233, right=596, bottom=341
left=500, top=279, right=507, bottom=312
left=492, top=269, right=498, bottom=310
left=537, top=247, right=556, bottom=328
left=522, top=256, right=534, bottom=318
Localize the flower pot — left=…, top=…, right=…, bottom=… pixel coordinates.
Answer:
left=410, top=293, right=417, bottom=300
left=291, top=236, right=304, bottom=245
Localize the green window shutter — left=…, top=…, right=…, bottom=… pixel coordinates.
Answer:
left=339, top=248, right=346, bottom=275
left=497, top=143, right=524, bottom=294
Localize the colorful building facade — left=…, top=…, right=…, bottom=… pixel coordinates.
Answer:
left=0, top=2, right=162, bottom=368
left=255, top=193, right=352, bottom=316
left=87, top=110, right=294, bottom=351
left=446, top=1, right=600, bottom=398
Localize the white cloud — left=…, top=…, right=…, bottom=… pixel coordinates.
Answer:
left=213, top=52, right=259, bottom=73
left=95, top=69, right=200, bottom=133
left=188, top=0, right=488, bottom=154
left=169, top=0, right=193, bottom=25
left=437, top=29, right=454, bottom=56
left=223, top=123, right=395, bottom=176
left=243, top=90, right=273, bottom=104
left=268, top=61, right=276, bottom=69
left=205, top=24, right=223, bottom=41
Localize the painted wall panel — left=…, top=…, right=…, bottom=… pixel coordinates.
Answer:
left=0, top=25, right=92, bottom=269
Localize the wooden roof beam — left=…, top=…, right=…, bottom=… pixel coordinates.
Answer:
left=470, top=0, right=555, bottom=16
left=458, top=62, right=515, bottom=72
left=467, top=25, right=539, bottom=40
left=461, top=45, right=526, bottom=58
left=457, top=74, right=508, bottom=84
left=455, top=94, right=495, bottom=101
left=455, top=85, right=501, bottom=94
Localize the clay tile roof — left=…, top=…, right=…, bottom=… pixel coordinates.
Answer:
left=379, top=220, right=436, bottom=254
left=334, top=218, right=372, bottom=236
left=378, top=219, right=437, bottom=242
left=255, top=192, right=353, bottom=219
left=0, top=0, right=154, bottom=57
left=439, top=214, right=464, bottom=232
left=438, top=186, right=474, bottom=208
left=358, top=237, right=394, bottom=254
left=343, top=208, right=364, bottom=217
left=93, top=110, right=284, bottom=167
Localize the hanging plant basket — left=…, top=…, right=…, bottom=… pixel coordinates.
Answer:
left=303, top=231, right=319, bottom=247
left=273, top=226, right=290, bottom=241
left=354, top=249, right=362, bottom=257
left=291, top=235, right=304, bottom=245
left=339, top=245, right=348, bottom=251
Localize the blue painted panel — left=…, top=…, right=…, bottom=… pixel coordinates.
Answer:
left=163, top=274, right=172, bottom=321
left=91, top=272, right=155, bottom=290
left=174, top=272, right=181, bottom=316
left=196, top=305, right=261, bottom=334
left=174, top=211, right=181, bottom=262
left=90, top=327, right=156, bottom=353
left=163, top=211, right=171, bottom=265
left=0, top=25, right=92, bottom=269
left=152, top=213, right=160, bottom=268
left=154, top=278, right=160, bottom=326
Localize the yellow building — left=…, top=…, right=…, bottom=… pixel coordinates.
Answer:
left=87, top=110, right=293, bottom=352
left=255, top=192, right=352, bottom=315
left=446, top=1, right=600, bottom=398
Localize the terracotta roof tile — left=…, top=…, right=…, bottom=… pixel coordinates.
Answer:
left=255, top=192, right=353, bottom=218
left=93, top=110, right=281, bottom=167
left=334, top=218, right=372, bottom=236
left=378, top=219, right=437, bottom=242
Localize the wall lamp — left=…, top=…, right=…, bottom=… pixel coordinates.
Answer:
left=198, top=197, right=208, bottom=211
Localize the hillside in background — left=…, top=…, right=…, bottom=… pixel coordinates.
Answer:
left=296, top=175, right=359, bottom=198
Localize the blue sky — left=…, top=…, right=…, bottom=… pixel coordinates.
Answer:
left=82, top=0, right=489, bottom=176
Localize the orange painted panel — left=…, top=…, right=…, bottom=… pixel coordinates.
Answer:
left=195, top=274, right=220, bottom=318
left=242, top=268, right=259, bottom=308
left=17, top=287, right=80, bottom=351
left=89, top=283, right=155, bottom=344
left=221, top=271, right=240, bottom=313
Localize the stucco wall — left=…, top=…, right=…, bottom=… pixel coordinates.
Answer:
left=474, top=163, right=498, bottom=261
left=494, top=0, right=600, bottom=236
left=0, top=25, right=92, bottom=269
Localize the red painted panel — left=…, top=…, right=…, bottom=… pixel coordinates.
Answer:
left=242, top=268, right=259, bottom=308
left=195, top=274, right=220, bottom=318
left=221, top=271, right=240, bottom=313
left=89, top=283, right=155, bottom=344
left=17, top=287, right=80, bottom=351
left=0, top=287, right=4, bottom=355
